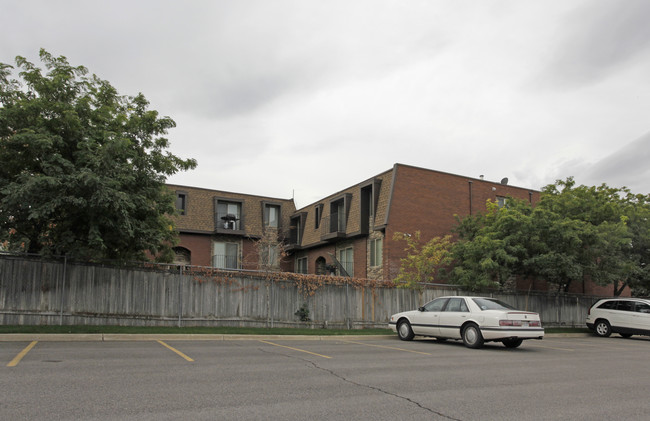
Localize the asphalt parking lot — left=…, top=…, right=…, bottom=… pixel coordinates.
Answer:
left=2, top=335, right=649, bottom=420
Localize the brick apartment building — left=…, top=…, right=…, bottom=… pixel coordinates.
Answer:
left=168, top=185, right=296, bottom=271
left=286, top=164, right=538, bottom=280
left=168, top=163, right=622, bottom=296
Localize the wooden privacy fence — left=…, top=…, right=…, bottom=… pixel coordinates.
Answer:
left=0, top=254, right=599, bottom=328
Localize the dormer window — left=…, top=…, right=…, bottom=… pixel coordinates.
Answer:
left=216, top=200, right=242, bottom=230
left=175, top=191, right=187, bottom=215
left=264, top=203, right=281, bottom=228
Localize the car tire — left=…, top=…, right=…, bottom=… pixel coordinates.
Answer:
left=502, top=338, right=523, bottom=348
left=594, top=320, right=612, bottom=337
left=462, top=323, right=484, bottom=349
left=397, top=320, right=415, bottom=341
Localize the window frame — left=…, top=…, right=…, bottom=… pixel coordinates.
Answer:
left=369, top=238, right=383, bottom=267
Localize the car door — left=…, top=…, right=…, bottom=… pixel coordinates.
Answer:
left=612, top=300, right=635, bottom=332
left=410, top=297, right=448, bottom=337
left=438, top=297, right=470, bottom=339
left=631, top=301, right=650, bottom=334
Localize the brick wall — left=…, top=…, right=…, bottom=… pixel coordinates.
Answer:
left=177, top=233, right=212, bottom=266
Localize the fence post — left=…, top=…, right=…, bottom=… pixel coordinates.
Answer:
left=346, top=280, right=350, bottom=329
left=59, top=255, right=67, bottom=325
left=178, top=265, right=183, bottom=328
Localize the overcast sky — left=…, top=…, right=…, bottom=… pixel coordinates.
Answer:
left=2, top=0, right=650, bottom=208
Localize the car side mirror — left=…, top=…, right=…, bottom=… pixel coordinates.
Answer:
left=418, top=306, right=425, bottom=312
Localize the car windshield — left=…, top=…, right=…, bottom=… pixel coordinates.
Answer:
left=472, top=298, right=516, bottom=311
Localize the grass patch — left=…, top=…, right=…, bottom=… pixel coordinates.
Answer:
left=0, top=325, right=393, bottom=335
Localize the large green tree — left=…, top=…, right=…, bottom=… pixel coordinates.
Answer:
left=0, top=49, right=196, bottom=261
left=451, top=178, right=650, bottom=295
left=540, top=178, right=650, bottom=295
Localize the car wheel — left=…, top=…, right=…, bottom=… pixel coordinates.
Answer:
left=462, top=323, right=484, bottom=349
left=397, top=320, right=414, bottom=341
left=620, top=333, right=632, bottom=338
left=502, top=338, right=523, bottom=348
left=594, top=320, right=611, bottom=337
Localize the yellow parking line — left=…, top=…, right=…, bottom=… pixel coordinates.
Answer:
left=341, top=340, right=432, bottom=355
left=156, top=340, right=194, bottom=362
left=259, top=340, right=332, bottom=359
left=7, top=341, right=38, bottom=367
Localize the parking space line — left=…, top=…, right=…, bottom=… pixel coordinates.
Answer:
left=341, top=340, right=432, bottom=355
left=156, top=340, right=194, bottom=362
left=7, top=341, right=38, bottom=367
left=258, top=340, right=332, bottom=359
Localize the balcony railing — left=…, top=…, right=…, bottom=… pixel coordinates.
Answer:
left=215, top=212, right=241, bottom=231
left=320, top=213, right=347, bottom=241
left=212, top=254, right=239, bottom=269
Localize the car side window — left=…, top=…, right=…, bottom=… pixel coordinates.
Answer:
left=423, top=298, right=448, bottom=312
left=598, top=301, right=617, bottom=310
left=634, top=302, right=650, bottom=313
left=617, top=301, right=634, bottom=312
left=444, top=298, right=469, bottom=312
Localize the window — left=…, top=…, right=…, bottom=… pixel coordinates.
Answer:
left=264, top=204, right=280, bottom=228
left=635, top=302, right=650, bottom=313
left=369, top=238, right=382, bottom=267
left=213, top=241, right=239, bottom=269
left=444, top=298, right=469, bottom=312
left=337, top=246, right=353, bottom=276
left=617, top=301, right=634, bottom=312
left=296, top=257, right=308, bottom=274
left=423, top=297, right=448, bottom=312
left=260, top=245, right=280, bottom=268
left=496, top=196, right=507, bottom=208
left=175, top=192, right=187, bottom=215
left=314, top=204, right=323, bottom=229
left=217, top=200, right=241, bottom=230
left=336, top=201, right=345, bottom=232
left=598, top=300, right=617, bottom=310
left=472, top=298, right=515, bottom=311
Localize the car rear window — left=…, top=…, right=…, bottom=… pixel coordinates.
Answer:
left=472, top=298, right=515, bottom=311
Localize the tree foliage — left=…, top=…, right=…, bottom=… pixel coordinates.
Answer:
left=0, top=49, right=197, bottom=261
left=451, top=178, right=650, bottom=295
left=392, top=231, right=453, bottom=289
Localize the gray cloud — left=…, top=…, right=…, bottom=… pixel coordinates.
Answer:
left=581, top=132, right=650, bottom=193
left=542, top=0, right=650, bottom=88
left=2, top=0, right=650, bottom=205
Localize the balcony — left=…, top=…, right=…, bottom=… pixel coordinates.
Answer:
left=320, top=213, right=347, bottom=241
left=214, top=212, right=245, bottom=235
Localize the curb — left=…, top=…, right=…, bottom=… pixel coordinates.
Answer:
left=0, top=333, right=590, bottom=342
left=0, top=334, right=393, bottom=342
